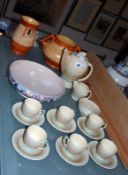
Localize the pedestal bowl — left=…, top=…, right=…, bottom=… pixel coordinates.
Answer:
left=9, top=60, right=65, bottom=101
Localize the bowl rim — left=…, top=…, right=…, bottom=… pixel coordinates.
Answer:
left=9, top=60, right=65, bottom=101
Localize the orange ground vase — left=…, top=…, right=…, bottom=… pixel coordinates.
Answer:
left=11, top=16, right=39, bottom=55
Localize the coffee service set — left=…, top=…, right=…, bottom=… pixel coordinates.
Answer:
left=10, top=16, right=118, bottom=169
left=11, top=97, right=118, bottom=169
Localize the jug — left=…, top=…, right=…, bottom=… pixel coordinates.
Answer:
left=11, top=16, right=39, bottom=55
left=60, top=49, right=93, bottom=88
left=40, top=34, right=80, bottom=69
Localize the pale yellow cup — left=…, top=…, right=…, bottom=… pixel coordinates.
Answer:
left=55, top=106, right=75, bottom=125
left=21, top=98, right=44, bottom=120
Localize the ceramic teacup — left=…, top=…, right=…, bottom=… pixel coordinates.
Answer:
left=78, top=98, right=101, bottom=116
left=85, top=114, right=107, bottom=134
left=71, top=81, right=92, bottom=101
left=62, top=133, right=87, bottom=161
left=96, top=138, right=118, bottom=163
left=21, top=98, right=45, bottom=121
left=55, top=106, right=75, bottom=126
left=20, top=125, right=47, bottom=155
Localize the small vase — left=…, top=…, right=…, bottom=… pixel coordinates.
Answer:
left=11, top=16, right=39, bottom=55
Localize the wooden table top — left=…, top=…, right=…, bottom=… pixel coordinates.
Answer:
left=87, top=52, right=128, bottom=169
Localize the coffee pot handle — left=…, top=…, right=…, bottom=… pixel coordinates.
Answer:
left=78, top=63, right=93, bottom=82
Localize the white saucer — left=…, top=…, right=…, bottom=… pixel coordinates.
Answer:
left=77, top=117, right=105, bottom=140
left=46, top=109, right=76, bottom=133
left=55, top=136, right=89, bottom=166
left=12, top=102, right=45, bottom=126
left=88, top=141, right=118, bottom=169
left=12, top=129, right=50, bottom=160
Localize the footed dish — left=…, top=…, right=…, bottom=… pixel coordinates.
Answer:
left=9, top=60, right=65, bottom=101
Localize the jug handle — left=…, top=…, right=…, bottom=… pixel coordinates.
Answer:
left=40, top=34, right=55, bottom=46
left=78, top=63, right=93, bottom=82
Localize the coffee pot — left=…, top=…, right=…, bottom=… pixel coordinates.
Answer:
left=60, top=49, right=93, bottom=88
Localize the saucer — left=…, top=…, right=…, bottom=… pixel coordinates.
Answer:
left=46, top=109, right=76, bottom=133
left=12, top=102, right=45, bottom=126
left=12, top=129, right=50, bottom=160
left=88, top=141, right=118, bottom=169
left=55, top=136, right=89, bottom=166
left=77, top=117, right=105, bottom=140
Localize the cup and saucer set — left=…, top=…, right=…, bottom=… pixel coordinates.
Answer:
left=12, top=125, right=50, bottom=160
left=55, top=133, right=89, bottom=166
left=12, top=98, right=45, bottom=126
left=77, top=98, right=106, bottom=140
left=46, top=106, right=76, bottom=133
left=88, top=139, right=118, bottom=169
left=77, top=114, right=106, bottom=140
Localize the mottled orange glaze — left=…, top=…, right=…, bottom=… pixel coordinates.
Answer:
left=11, top=40, right=31, bottom=55
left=11, top=16, right=39, bottom=55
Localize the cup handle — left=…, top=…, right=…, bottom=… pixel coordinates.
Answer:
left=41, top=109, right=46, bottom=114
left=101, top=124, right=107, bottom=129
left=85, top=90, right=92, bottom=99
left=38, top=141, right=48, bottom=150
left=78, top=63, right=93, bottom=82
left=62, top=135, right=69, bottom=148
left=36, top=109, right=45, bottom=118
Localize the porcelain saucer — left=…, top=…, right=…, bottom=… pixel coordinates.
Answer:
left=12, top=129, right=50, bottom=160
left=46, top=109, right=76, bottom=133
left=77, top=117, right=105, bottom=140
left=88, top=141, right=118, bottom=169
left=12, top=102, right=45, bottom=126
left=55, top=136, right=89, bottom=166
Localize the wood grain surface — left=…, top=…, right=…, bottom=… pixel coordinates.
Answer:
left=86, top=52, right=128, bottom=169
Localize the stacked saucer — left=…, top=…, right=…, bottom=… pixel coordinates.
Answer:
left=46, top=108, right=76, bottom=133
left=88, top=141, right=118, bottom=169
left=12, top=102, right=45, bottom=126
left=55, top=136, right=89, bottom=166
left=77, top=116, right=105, bottom=140
left=12, top=128, right=50, bottom=160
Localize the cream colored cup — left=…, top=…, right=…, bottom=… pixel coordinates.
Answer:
left=96, top=138, right=118, bottom=160
left=62, top=133, right=87, bottom=156
left=21, top=98, right=43, bottom=119
left=78, top=98, right=101, bottom=116
left=85, top=114, right=107, bottom=132
left=56, top=106, right=75, bottom=124
left=23, top=125, right=47, bottom=149
left=71, top=81, right=92, bottom=101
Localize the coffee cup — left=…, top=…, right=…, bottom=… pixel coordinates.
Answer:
left=71, top=81, right=92, bottom=101
left=21, top=98, right=45, bottom=120
left=85, top=114, right=107, bottom=133
left=55, top=106, right=75, bottom=125
left=19, top=125, right=48, bottom=155
left=78, top=98, right=101, bottom=116
left=62, top=133, right=87, bottom=157
left=96, top=138, right=118, bottom=162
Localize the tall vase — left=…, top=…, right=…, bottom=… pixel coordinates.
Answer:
left=11, top=16, right=39, bottom=55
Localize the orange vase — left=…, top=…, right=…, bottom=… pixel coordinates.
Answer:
left=11, top=16, right=39, bottom=55
left=40, top=34, right=80, bottom=69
